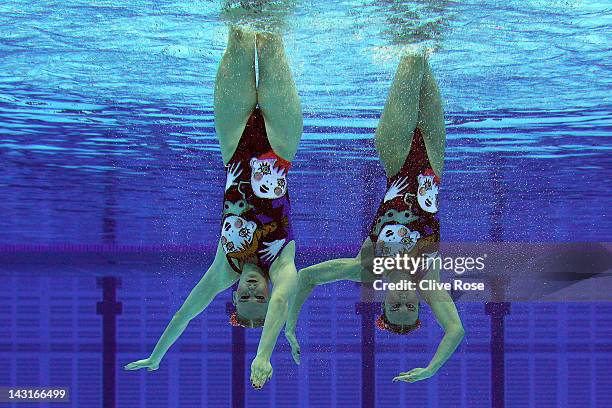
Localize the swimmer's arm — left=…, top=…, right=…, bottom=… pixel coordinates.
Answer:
left=255, top=253, right=298, bottom=362
left=151, top=265, right=237, bottom=363
left=286, top=239, right=373, bottom=364
left=250, top=259, right=297, bottom=388
left=393, top=285, right=464, bottom=383
left=286, top=257, right=362, bottom=333
left=423, top=289, right=464, bottom=373
left=393, top=266, right=463, bottom=383
left=126, top=245, right=238, bottom=371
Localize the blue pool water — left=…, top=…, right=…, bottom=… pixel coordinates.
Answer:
left=1, top=1, right=611, bottom=407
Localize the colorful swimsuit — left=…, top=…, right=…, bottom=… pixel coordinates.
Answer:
left=369, top=128, right=441, bottom=276
left=220, top=107, right=293, bottom=274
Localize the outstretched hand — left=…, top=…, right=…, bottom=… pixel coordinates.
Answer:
left=250, top=356, right=273, bottom=390
left=392, top=367, right=435, bottom=383
left=124, top=357, right=160, bottom=372
left=285, top=330, right=301, bottom=365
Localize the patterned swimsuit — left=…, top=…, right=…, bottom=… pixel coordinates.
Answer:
left=369, top=128, right=441, bottom=278
left=220, top=107, right=293, bottom=274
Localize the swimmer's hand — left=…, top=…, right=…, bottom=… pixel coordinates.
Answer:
left=124, top=357, right=160, bottom=372
left=250, top=355, right=273, bottom=390
left=392, top=367, right=435, bottom=383
left=285, top=330, right=301, bottom=365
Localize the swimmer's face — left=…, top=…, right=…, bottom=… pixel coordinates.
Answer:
left=233, top=267, right=270, bottom=320
left=384, top=289, right=419, bottom=326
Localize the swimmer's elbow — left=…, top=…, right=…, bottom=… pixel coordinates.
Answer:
left=173, top=307, right=198, bottom=324
left=450, top=324, right=465, bottom=341
left=269, top=294, right=289, bottom=309
left=298, top=269, right=316, bottom=288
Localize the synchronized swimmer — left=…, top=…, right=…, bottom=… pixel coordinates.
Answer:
left=124, top=2, right=464, bottom=390
left=285, top=53, right=464, bottom=384
left=125, top=25, right=302, bottom=390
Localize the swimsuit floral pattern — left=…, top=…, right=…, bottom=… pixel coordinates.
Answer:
left=220, top=108, right=293, bottom=274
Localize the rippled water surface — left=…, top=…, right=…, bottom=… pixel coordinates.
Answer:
left=1, top=3, right=612, bottom=408
left=1, top=0, right=610, bottom=244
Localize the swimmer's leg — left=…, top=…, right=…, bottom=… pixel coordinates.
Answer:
left=124, top=242, right=238, bottom=371
left=375, top=52, right=425, bottom=178
left=256, top=32, right=303, bottom=162
left=250, top=240, right=298, bottom=388
left=416, top=56, right=447, bottom=177
left=214, top=26, right=258, bottom=164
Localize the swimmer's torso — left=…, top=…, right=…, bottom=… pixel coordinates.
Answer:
left=369, top=128, right=440, bottom=273
left=220, top=107, right=293, bottom=273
